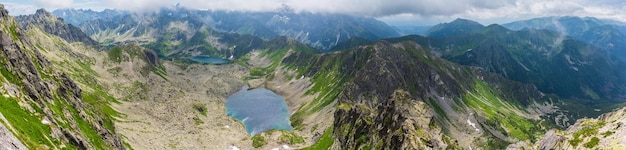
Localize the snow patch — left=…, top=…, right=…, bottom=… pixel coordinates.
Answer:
left=564, top=55, right=575, bottom=65
left=41, top=118, right=51, bottom=125
left=467, top=113, right=480, bottom=132
left=516, top=60, right=531, bottom=71
left=227, top=145, right=240, bottom=150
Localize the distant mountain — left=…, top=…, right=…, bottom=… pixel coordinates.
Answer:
left=424, top=18, right=485, bottom=38
left=393, top=25, right=431, bottom=36
left=52, top=8, right=127, bottom=26
left=503, top=16, right=626, bottom=60
left=53, top=7, right=402, bottom=51
left=265, top=38, right=576, bottom=149
left=15, top=9, right=98, bottom=45
left=334, top=20, right=626, bottom=101
left=386, top=22, right=626, bottom=101
left=4, top=3, right=626, bottom=149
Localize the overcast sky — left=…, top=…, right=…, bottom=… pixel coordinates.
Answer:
left=3, top=0, right=626, bottom=25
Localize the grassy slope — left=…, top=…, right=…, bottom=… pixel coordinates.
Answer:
left=463, top=80, right=545, bottom=144
left=0, top=27, right=126, bottom=149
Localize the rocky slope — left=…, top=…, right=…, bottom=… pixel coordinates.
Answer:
left=0, top=4, right=124, bottom=149
left=8, top=4, right=622, bottom=150
left=509, top=107, right=626, bottom=149
left=15, top=9, right=98, bottom=46
left=257, top=40, right=572, bottom=149
left=385, top=21, right=626, bottom=102
left=19, top=5, right=319, bottom=149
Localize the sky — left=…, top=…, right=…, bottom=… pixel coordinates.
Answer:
left=2, top=0, right=626, bottom=26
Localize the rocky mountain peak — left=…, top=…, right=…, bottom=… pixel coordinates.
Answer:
left=0, top=4, right=9, bottom=19
left=35, top=8, right=53, bottom=17
left=0, top=8, right=124, bottom=149
left=15, top=9, right=98, bottom=45
left=426, top=18, right=485, bottom=38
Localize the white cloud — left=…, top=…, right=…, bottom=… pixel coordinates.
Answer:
left=34, top=0, right=73, bottom=9
left=3, top=2, right=39, bottom=15
left=3, top=0, right=626, bottom=25
left=105, top=0, right=172, bottom=12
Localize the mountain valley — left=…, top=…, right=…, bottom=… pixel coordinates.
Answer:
left=1, top=3, right=626, bottom=150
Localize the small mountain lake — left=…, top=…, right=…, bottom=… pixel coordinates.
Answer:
left=188, top=56, right=231, bottom=64
left=226, top=86, right=293, bottom=136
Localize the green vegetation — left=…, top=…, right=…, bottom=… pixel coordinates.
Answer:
left=569, top=121, right=604, bottom=147
left=249, top=67, right=269, bottom=76
left=251, top=135, right=267, bottom=148
left=8, top=23, right=20, bottom=41
left=108, top=45, right=146, bottom=63
left=193, top=116, right=204, bottom=125
left=151, top=64, right=168, bottom=81
left=252, top=46, right=349, bottom=130
left=428, top=98, right=449, bottom=121
left=0, top=67, right=21, bottom=85
left=301, top=127, right=334, bottom=150
left=278, top=131, right=305, bottom=145
left=81, top=90, right=122, bottom=131
left=463, top=80, right=540, bottom=141
left=108, top=46, right=124, bottom=63
left=583, top=137, right=600, bottom=148
left=192, top=103, right=207, bottom=116
left=68, top=103, right=111, bottom=149
left=0, top=96, right=57, bottom=149
left=601, top=131, right=614, bottom=137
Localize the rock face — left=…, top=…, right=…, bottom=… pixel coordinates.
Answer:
left=280, top=40, right=566, bottom=149
left=0, top=113, right=27, bottom=150
left=527, top=107, right=626, bottom=149
left=0, top=4, right=124, bottom=149
left=15, top=9, right=98, bottom=45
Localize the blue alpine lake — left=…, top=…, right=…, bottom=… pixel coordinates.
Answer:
left=188, top=56, right=231, bottom=64
left=226, top=86, right=293, bottom=136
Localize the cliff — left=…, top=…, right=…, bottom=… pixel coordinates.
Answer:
left=0, top=4, right=124, bottom=149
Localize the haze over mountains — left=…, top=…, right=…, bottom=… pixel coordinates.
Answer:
left=52, top=6, right=402, bottom=51
left=1, top=2, right=626, bottom=150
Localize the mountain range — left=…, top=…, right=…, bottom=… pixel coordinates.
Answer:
left=52, top=6, right=401, bottom=51
left=1, top=3, right=626, bottom=150
left=503, top=16, right=626, bottom=60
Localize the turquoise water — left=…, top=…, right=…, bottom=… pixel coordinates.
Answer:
left=226, top=86, right=293, bottom=136
left=188, top=56, right=231, bottom=64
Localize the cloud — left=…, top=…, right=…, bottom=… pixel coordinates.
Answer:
left=378, top=0, right=626, bottom=25
left=34, top=0, right=73, bottom=9
left=105, top=0, right=173, bottom=12
left=4, top=0, right=626, bottom=25
left=3, top=2, right=39, bottom=15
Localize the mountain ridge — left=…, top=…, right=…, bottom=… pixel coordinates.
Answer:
left=15, top=9, right=98, bottom=46
left=2, top=3, right=626, bottom=149
left=53, top=7, right=402, bottom=51
left=503, top=16, right=626, bottom=60
left=0, top=4, right=125, bottom=149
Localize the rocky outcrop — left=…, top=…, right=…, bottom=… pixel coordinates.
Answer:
left=299, top=41, right=566, bottom=149
left=331, top=41, right=466, bottom=149
left=15, top=9, right=98, bottom=45
left=0, top=4, right=124, bottom=149
left=0, top=113, right=27, bottom=150
left=334, top=89, right=445, bottom=149
left=526, top=107, right=626, bottom=149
